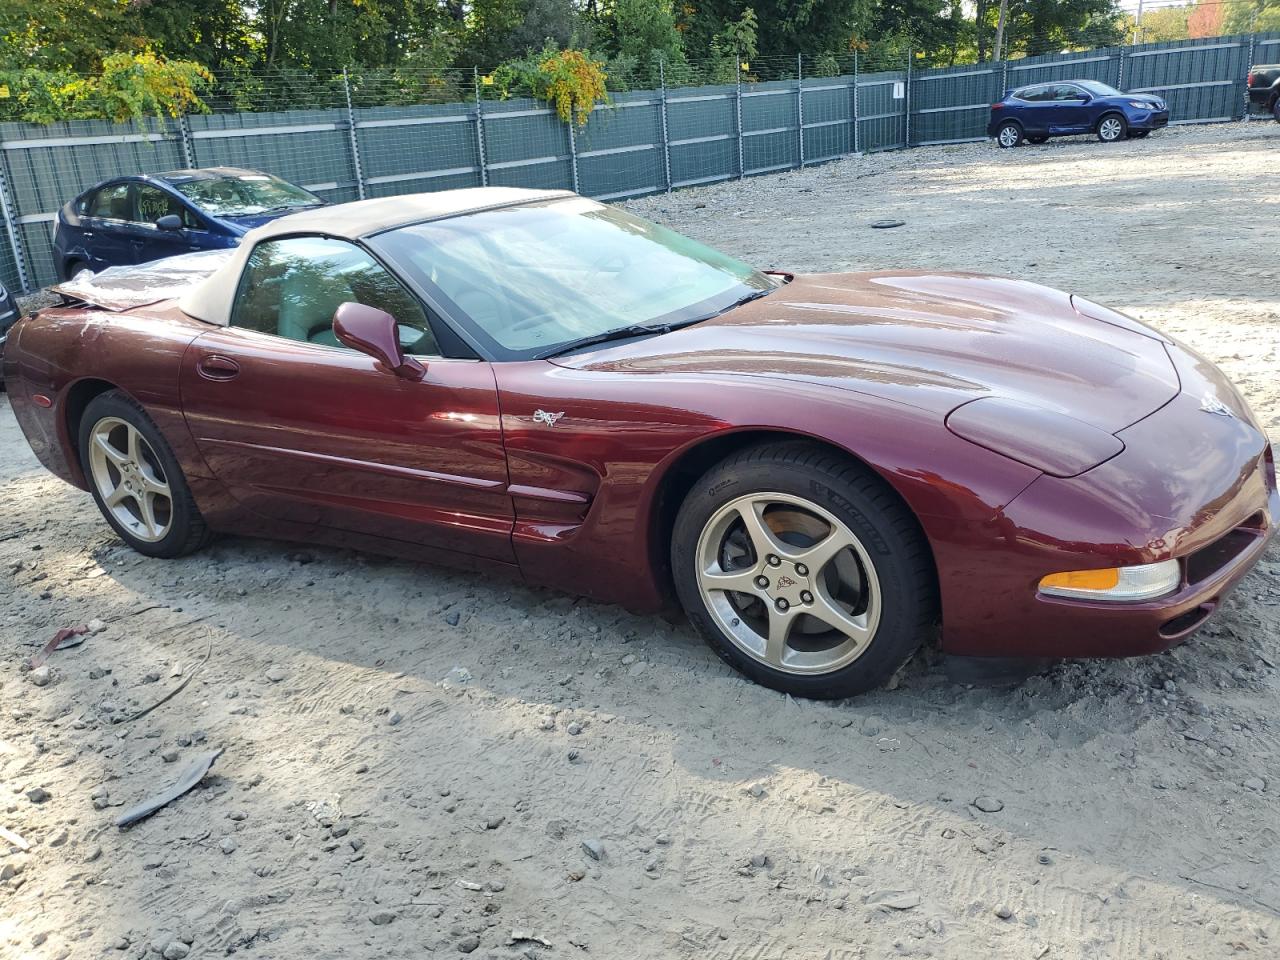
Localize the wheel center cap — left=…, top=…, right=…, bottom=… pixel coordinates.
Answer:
left=765, top=561, right=811, bottom=607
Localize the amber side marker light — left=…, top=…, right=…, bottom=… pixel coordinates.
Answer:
left=1039, top=560, right=1180, bottom=602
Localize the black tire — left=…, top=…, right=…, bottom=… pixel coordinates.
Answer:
left=1272, top=96, right=1280, bottom=122
left=995, top=121, right=1023, bottom=148
left=671, top=442, right=938, bottom=699
left=1096, top=113, right=1127, bottom=143
left=1028, top=136, right=1049, bottom=144
left=77, top=389, right=211, bottom=558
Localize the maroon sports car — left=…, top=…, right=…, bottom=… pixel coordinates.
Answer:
left=5, top=188, right=1276, bottom=697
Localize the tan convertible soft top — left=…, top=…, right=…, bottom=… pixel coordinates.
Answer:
left=177, top=187, right=571, bottom=326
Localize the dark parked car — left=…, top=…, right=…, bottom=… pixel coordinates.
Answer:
left=988, top=80, right=1169, bottom=147
left=0, top=278, right=18, bottom=385
left=52, top=167, right=324, bottom=281
left=1247, top=64, right=1280, bottom=120
left=6, top=188, right=1276, bottom=699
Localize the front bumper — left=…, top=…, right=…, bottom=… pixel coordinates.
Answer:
left=937, top=340, right=1276, bottom=658
left=1128, top=109, right=1170, bottom=131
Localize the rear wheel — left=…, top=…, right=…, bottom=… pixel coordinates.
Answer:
left=996, top=122, right=1023, bottom=148
left=671, top=443, right=937, bottom=699
left=1097, top=114, right=1127, bottom=143
left=78, top=390, right=211, bottom=558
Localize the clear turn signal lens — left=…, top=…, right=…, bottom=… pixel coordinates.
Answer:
left=1039, top=560, right=1180, bottom=601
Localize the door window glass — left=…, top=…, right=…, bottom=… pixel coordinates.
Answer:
left=231, top=236, right=439, bottom=356
left=133, top=185, right=200, bottom=228
left=1015, top=86, right=1049, bottom=102
left=87, top=183, right=131, bottom=220
left=1052, top=85, right=1086, bottom=102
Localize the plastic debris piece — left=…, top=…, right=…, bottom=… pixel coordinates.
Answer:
left=0, top=825, right=31, bottom=851
left=870, top=219, right=906, bottom=229
left=29, top=624, right=90, bottom=669
left=115, top=749, right=224, bottom=828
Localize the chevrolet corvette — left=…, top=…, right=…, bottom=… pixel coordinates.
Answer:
left=4, top=187, right=1275, bottom=697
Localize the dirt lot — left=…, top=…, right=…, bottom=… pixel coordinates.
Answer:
left=2, top=121, right=1279, bottom=960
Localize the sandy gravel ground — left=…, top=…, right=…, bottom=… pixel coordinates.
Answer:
left=2, top=122, right=1279, bottom=960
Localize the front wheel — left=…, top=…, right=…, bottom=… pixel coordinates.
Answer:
left=1097, top=114, right=1127, bottom=143
left=671, top=443, right=938, bottom=699
left=78, top=390, right=211, bottom=558
left=996, top=122, right=1023, bottom=148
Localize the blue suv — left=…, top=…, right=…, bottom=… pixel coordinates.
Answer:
left=52, top=167, right=324, bottom=280
left=988, top=80, right=1169, bottom=148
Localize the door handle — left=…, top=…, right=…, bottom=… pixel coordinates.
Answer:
left=196, top=354, right=240, bottom=381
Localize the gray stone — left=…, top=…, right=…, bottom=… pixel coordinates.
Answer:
left=1244, top=777, right=1267, bottom=792
left=27, top=666, right=51, bottom=687
left=972, top=796, right=1004, bottom=813
left=457, top=934, right=481, bottom=953
left=387, top=711, right=402, bottom=726
left=566, top=722, right=583, bottom=736
left=26, top=787, right=50, bottom=804
left=581, top=838, right=605, bottom=861
left=369, top=910, right=396, bottom=926
left=994, top=903, right=1014, bottom=920
left=265, top=665, right=286, bottom=683
left=161, top=942, right=190, bottom=960
left=219, top=837, right=237, bottom=855
left=161, top=749, right=179, bottom=763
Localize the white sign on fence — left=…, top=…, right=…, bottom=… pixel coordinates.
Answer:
left=893, top=82, right=905, bottom=99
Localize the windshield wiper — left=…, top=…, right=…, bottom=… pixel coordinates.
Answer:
left=535, top=288, right=775, bottom=361
left=535, top=323, right=669, bottom=360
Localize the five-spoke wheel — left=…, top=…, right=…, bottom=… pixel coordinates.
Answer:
left=78, top=390, right=210, bottom=558
left=673, top=442, right=937, bottom=699
left=88, top=416, right=174, bottom=543
left=695, top=492, right=880, bottom=676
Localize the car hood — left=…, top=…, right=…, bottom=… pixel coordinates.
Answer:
left=551, top=271, right=1180, bottom=433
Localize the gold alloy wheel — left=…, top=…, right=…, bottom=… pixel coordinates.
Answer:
left=694, top=491, right=882, bottom=676
left=87, top=417, right=174, bottom=543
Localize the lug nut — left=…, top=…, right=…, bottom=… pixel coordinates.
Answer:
left=766, top=555, right=781, bottom=567
left=800, top=591, right=814, bottom=604
left=775, top=598, right=789, bottom=612
left=795, top=563, right=808, bottom=576
left=754, top=575, right=770, bottom=589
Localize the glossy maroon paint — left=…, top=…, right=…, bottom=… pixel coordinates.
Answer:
left=4, top=270, right=1275, bottom=660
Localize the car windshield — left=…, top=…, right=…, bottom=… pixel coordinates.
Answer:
left=1077, top=80, right=1123, bottom=97
left=372, top=198, right=774, bottom=360
left=169, top=173, right=321, bottom=217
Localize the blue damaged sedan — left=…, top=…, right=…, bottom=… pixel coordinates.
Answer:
left=988, top=80, right=1169, bottom=148
left=52, top=167, right=324, bottom=280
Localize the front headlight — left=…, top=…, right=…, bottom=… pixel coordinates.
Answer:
left=1128, top=101, right=1154, bottom=110
left=1039, top=560, right=1180, bottom=602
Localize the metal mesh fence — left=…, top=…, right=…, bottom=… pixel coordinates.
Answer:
left=1, top=30, right=1278, bottom=293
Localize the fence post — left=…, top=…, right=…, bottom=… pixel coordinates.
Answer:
left=0, top=152, right=30, bottom=294
left=658, top=55, right=673, bottom=192
left=177, top=113, right=196, bottom=169
left=567, top=118, right=580, bottom=194
left=473, top=69, right=489, bottom=188
left=342, top=69, right=366, bottom=200
left=851, top=50, right=859, bottom=155
left=736, top=52, right=746, bottom=179
left=796, top=54, right=805, bottom=168
left=904, top=49, right=912, bottom=148
left=1117, top=46, right=1126, bottom=89
left=1244, top=32, right=1256, bottom=120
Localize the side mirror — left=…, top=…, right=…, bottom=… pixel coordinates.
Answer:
left=156, top=214, right=183, bottom=231
left=333, top=302, right=425, bottom=380
left=1077, top=94, right=1092, bottom=103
